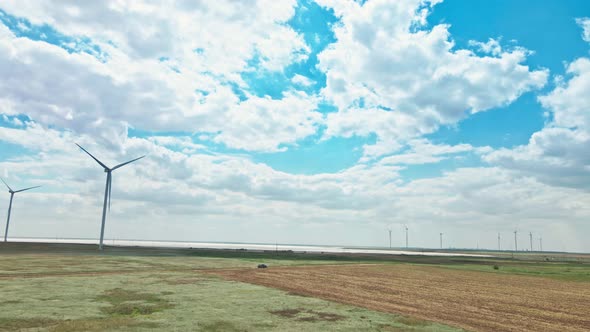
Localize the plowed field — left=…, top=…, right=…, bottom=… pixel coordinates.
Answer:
left=211, top=264, right=590, bottom=332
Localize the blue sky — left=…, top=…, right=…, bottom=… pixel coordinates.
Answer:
left=0, top=0, right=589, bottom=252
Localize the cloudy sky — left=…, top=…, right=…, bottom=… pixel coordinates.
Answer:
left=0, top=0, right=589, bottom=252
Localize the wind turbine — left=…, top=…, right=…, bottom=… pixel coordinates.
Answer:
left=498, top=233, right=501, bottom=251
left=388, top=228, right=392, bottom=249
left=2, top=178, right=41, bottom=242
left=514, top=230, right=518, bottom=252
left=404, top=225, right=408, bottom=248
left=439, top=232, right=443, bottom=249
left=529, top=232, right=533, bottom=251
left=76, top=143, right=145, bottom=250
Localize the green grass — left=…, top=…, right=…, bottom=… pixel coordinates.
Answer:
left=438, top=261, right=590, bottom=282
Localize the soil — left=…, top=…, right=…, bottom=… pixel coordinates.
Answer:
left=209, top=264, right=590, bottom=332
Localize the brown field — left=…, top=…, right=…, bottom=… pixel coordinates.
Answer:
left=211, top=264, right=590, bottom=332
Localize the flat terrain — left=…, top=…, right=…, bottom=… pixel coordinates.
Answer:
left=213, top=264, right=590, bottom=332
left=0, top=243, right=460, bottom=332
left=1, top=242, right=589, bottom=331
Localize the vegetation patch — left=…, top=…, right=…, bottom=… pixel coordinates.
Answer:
left=270, top=308, right=345, bottom=322
left=163, top=277, right=205, bottom=285
left=269, top=308, right=302, bottom=318
left=396, top=316, right=430, bottom=327
left=96, top=288, right=174, bottom=316
left=50, top=317, right=161, bottom=332
left=0, top=317, right=57, bottom=331
left=198, top=320, right=243, bottom=332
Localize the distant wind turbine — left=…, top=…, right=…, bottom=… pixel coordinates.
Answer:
left=498, top=233, right=501, bottom=251
left=76, top=143, right=145, bottom=250
left=539, top=236, right=543, bottom=251
left=439, top=232, right=443, bottom=249
left=404, top=225, right=408, bottom=248
left=514, top=230, right=518, bottom=251
left=2, top=178, right=41, bottom=242
left=529, top=232, right=533, bottom=251
left=388, top=228, right=392, bottom=249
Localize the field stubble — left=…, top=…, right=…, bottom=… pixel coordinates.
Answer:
left=211, top=264, right=590, bottom=332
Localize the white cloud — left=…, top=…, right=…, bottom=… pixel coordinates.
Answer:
left=213, top=92, right=322, bottom=152
left=378, top=139, right=474, bottom=165
left=576, top=17, right=590, bottom=43
left=468, top=38, right=502, bottom=56
left=317, top=0, right=548, bottom=159
left=291, top=74, right=314, bottom=87
left=0, top=6, right=319, bottom=152
left=0, top=0, right=308, bottom=74
left=485, top=54, right=590, bottom=190
left=539, top=58, right=590, bottom=130
left=1, top=122, right=589, bottom=251
left=1, top=1, right=589, bottom=252
left=485, top=128, right=590, bottom=189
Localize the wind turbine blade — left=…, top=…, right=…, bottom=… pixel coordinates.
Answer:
left=14, top=185, right=41, bottom=193
left=75, top=143, right=109, bottom=170
left=0, top=178, right=12, bottom=192
left=112, top=155, right=145, bottom=171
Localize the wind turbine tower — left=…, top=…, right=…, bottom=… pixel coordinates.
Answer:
left=439, top=232, right=443, bottom=249
left=498, top=233, right=501, bottom=251
left=514, top=230, right=518, bottom=251
left=76, top=144, right=145, bottom=250
left=2, top=179, right=40, bottom=242
left=388, top=229, right=392, bottom=249
left=404, top=225, right=408, bottom=248
left=529, top=232, right=533, bottom=251
left=539, top=236, right=543, bottom=251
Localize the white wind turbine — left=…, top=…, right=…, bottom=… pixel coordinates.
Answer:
left=2, top=178, right=41, bottom=242
left=404, top=224, right=409, bottom=248
left=76, top=143, right=145, bottom=250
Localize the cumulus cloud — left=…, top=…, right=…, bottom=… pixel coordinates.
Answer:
left=0, top=0, right=308, bottom=73
left=485, top=51, right=590, bottom=190
left=468, top=38, right=502, bottom=56
left=485, top=128, right=590, bottom=189
left=317, top=0, right=548, bottom=159
left=378, top=139, right=475, bottom=165
left=1, top=122, right=589, bottom=251
left=291, top=74, right=314, bottom=87
left=576, top=17, right=590, bottom=43
left=539, top=58, right=590, bottom=130
left=0, top=5, right=318, bottom=152
left=1, top=1, right=589, bottom=252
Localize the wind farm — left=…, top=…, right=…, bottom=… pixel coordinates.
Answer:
left=0, top=155, right=585, bottom=331
left=1, top=0, right=590, bottom=331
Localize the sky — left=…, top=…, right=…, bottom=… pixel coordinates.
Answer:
left=0, top=0, right=589, bottom=252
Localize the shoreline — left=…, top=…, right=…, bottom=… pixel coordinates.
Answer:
left=0, top=238, right=493, bottom=258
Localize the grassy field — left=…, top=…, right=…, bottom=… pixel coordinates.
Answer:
left=0, top=243, right=461, bottom=332
left=1, top=242, right=588, bottom=331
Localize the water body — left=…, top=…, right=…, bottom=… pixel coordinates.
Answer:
left=10, top=237, right=491, bottom=257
